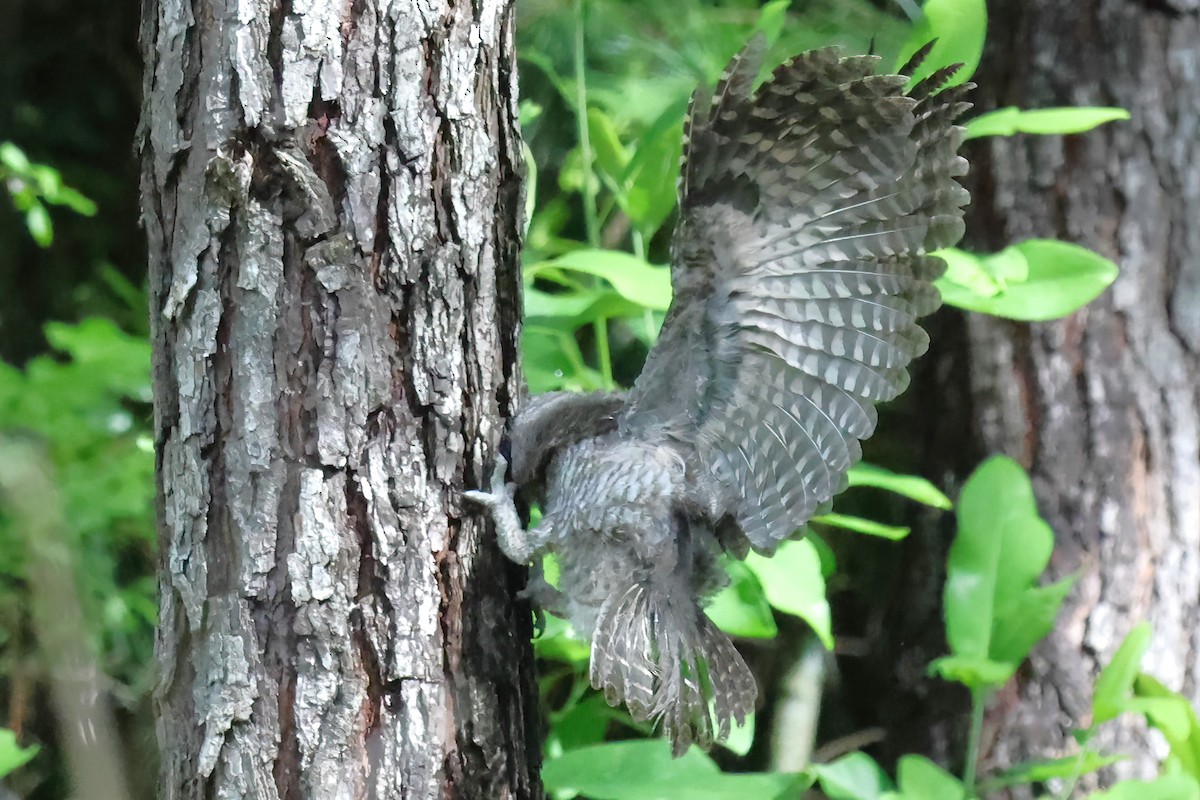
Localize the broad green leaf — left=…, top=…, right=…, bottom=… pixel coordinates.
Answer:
left=528, top=250, right=673, bottom=311
left=0, top=142, right=30, bottom=172
left=620, top=107, right=684, bottom=238
left=707, top=560, right=778, bottom=639
left=546, top=694, right=621, bottom=757
left=1093, top=623, right=1152, bottom=724
left=965, top=106, right=1130, bottom=140
left=815, top=752, right=893, bottom=800
left=894, top=0, right=986, bottom=87
left=522, top=327, right=606, bottom=393
left=25, top=202, right=53, bottom=246
left=587, top=107, right=631, bottom=185
left=895, top=755, right=965, bottom=800
left=987, top=752, right=1123, bottom=789
left=524, top=284, right=646, bottom=326
left=0, top=728, right=38, bottom=780
left=1088, top=774, right=1200, bottom=800
left=847, top=463, right=952, bottom=509
left=44, top=318, right=153, bottom=400
left=938, top=456, right=1069, bottom=691
left=542, top=740, right=809, bottom=800
left=936, top=240, right=1118, bottom=321
left=1134, top=673, right=1200, bottom=778
left=756, top=0, right=792, bottom=46
left=50, top=185, right=97, bottom=216
left=745, top=540, right=832, bottom=649
left=928, top=655, right=1016, bottom=689
left=815, top=513, right=910, bottom=541
left=988, top=574, right=1075, bottom=667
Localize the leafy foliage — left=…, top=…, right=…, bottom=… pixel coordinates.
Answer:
left=0, top=728, right=39, bottom=781
left=0, top=318, right=156, bottom=701
left=0, top=142, right=96, bottom=247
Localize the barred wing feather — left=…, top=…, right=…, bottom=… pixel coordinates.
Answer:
left=621, top=43, right=971, bottom=553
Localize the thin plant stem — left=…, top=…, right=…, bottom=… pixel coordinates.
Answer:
left=963, top=688, right=988, bottom=796
left=1054, top=729, right=1094, bottom=800
left=594, top=320, right=613, bottom=388
left=573, top=0, right=600, bottom=249
left=572, top=0, right=614, bottom=388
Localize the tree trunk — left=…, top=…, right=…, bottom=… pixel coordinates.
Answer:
left=138, top=1, right=539, bottom=797
left=861, top=1, right=1200, bottom=793
left=962, top=2, right=1200, bottom=788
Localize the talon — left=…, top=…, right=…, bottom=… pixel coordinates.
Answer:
left=490, top=453, right=510, bottom=494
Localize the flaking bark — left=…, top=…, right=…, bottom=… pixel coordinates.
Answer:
left=138, top=1, right=538, bottom=797
left=862, top=2, right=1200, bottom=794
left=960, top=3, right=1200, bottom=789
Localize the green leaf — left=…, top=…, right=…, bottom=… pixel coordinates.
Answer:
left=524, top=284, right=646, bottom=327
left=546, top=694, right=620, bottom=757
left=25, top=201, right=53, bottom=246
left=847, top=463, right=952, bottom=509
left=928, top=655, right=1016, bottom=689
left=1093, top=623, right=1152, bottom=724
left=965, top=106, right=1130, bottom=140
left=814, top=752, right=893, bottom=800
left=756, top=0, right=792, bottom=46
left=707, top=560, right=778, bottom=639
left=1133, top=673, right=1200, bottom=779
left=0, top=141, right=31, bottom=172
left=587, top=107, right=631, bottom=186
left=936, top=240, right=1118, bottom=321
left=895, top=755, right=965, bottom=800
left=521, top=326, right=606, bottom=394
left=1088, top=774, right=1200, bottom=800
left=528, top=250, right=673, bottom=311
left=815, top=512, right=910, bottom=541
left=745, top=540, right=832, bottom=649
left=0, top=728, right=38, bottom=779
left=542, top=740, right=809, bottom=800
left=938, top=456, right=1069, bottom=691
left=620, top=107, right=685, bottom=239
left=987, top=752, right=1123, bottom=790
left=894, top=0, right=986, bottom=87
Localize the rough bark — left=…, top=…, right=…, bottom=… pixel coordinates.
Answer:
left=138, top=1, right=539, bottom=797
left=963, top=2, right=1200, bottom=788
left=861, top=1, right=1200, bottom=793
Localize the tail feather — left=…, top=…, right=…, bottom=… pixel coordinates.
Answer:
left=590, top=583, right=757, bottom=756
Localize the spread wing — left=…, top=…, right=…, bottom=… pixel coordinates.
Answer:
left=619, top=41, right=971, bottom=553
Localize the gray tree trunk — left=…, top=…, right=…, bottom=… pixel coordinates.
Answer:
left=138, top=1, right=539, bottom=798
left=962, top=2, right=1200, bottom=789
left=863, top=1, right=1200, bottom=794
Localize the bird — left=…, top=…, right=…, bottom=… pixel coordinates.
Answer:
left=464, top=36, right=971, bottom=756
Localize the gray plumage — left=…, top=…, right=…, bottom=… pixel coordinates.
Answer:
left=465, top=39, right=970, bottom=756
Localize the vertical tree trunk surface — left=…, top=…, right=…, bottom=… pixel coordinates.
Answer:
left=864, top=1, right=1200, bottom=794
left=139, top=1, right=538, bottom=797
left=964, top=2, right=1200, bottom=788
